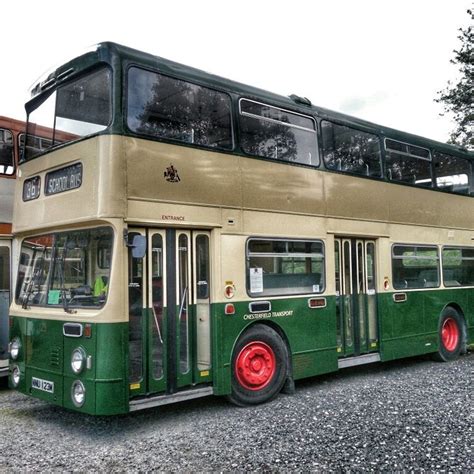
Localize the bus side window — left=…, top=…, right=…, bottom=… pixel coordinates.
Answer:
left=433, top=151, right=471, bottom=195
left=321, top=121, right=382, bottom=178
left=0, top=128, right=14, bottom=175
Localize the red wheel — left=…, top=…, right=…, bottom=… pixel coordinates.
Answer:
left=441, top=317, right=459, bottom=352
left=235, top=341, right=276, bottom=391
left=433, top=308, right=465, bottom=362
left=228, top=325, right=288, bottom=406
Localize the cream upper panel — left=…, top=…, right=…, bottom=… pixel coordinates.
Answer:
left=14, top=135, right=474, bottom=233
left=125, top=138, right=242, bottom=209
left=125, top=137, right=474, bottom=230
left=13, top=137, right=127, bottom=234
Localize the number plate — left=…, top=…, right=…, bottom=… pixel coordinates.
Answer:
left=32, top=377, right=55, bottom=394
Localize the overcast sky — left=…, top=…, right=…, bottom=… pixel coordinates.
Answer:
left=2, top=0, right=471, bottom=143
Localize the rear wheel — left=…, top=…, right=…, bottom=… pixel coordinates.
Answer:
left=228, top=325, right=288, bottom=406
left=433, top=308, right=464, bottom=362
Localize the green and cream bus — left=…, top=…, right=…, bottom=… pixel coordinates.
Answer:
left=9, top=42, right=473, bottom=414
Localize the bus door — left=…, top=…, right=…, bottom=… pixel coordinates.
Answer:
left=128, top=229, right=212, bottom=398
left=335, top=238, right=378, bottom=358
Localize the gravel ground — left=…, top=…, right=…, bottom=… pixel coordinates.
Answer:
left=0, top=353, right=472, bottom=472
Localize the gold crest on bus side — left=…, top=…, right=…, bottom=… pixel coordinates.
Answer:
left=164, top=164, right=180, bottom=183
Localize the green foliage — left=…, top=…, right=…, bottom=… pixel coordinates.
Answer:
left=436, top=9, right=473, bottom=150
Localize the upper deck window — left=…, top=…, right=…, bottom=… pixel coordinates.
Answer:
left=127, top=67, right=233, bottom=150
left=433, top=151, right=472, bottom=195
left=239, top=99, right=318, bottom=166
left=24, top=67, right=112, bottom=161
left=321, top=121, right=382, bottom=177
left=385, top=139, right=432, bottom=187
left=0, top=128, right=14, bottom=175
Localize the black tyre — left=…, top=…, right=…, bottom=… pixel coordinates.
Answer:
left=433, top=307, right=465, bottom=362
left=228, top=324, right=288, bottom=406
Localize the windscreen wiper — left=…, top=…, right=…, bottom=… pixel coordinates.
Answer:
left=56, top=239, right=75, bottom=314
left=22, top=246, right=46, bottom=309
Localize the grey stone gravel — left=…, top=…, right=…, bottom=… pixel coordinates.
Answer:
left=0, top=353, right=472, bottom=472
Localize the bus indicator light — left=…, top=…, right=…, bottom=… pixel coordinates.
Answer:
left=225, top=304, right=235, bottom=315
left=383, top=278, right=390, bottom=290
left=84, top=324, right=92, bottom=338
left=308, top=297, right=327, bottom=309
left=224, top=284, right=235, bottom=299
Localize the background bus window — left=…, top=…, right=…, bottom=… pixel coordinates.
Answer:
left=321, top=121, right=381, bottom=177
left=0, top=128, right=14, bottom=175
left=247, top=239, right=325, bottom=296
left=127, top=67, right=233, bottom=150
left=19, top=133, right=53, bottom=162
left=0, top=246, right=10, bottom=293
left=442, top=247, right=474, bottom=287
left=392, top=245, right=440, bottom=289
left=433, top=151, right=471, bottom=195
left=239, top=100, right=318, bottom=167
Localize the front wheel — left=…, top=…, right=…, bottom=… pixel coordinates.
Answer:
left=228, top=325, right=288, bottom=406
left=433, top=308, right=465, bottom=362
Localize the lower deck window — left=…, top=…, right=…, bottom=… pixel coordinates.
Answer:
left=392, top=245, right=440, bottom=289
left=247, top=238, right=324, bottom=296
left=442, top=247, right=474, bottom=287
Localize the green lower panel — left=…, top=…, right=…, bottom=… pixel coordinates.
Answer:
left=378, top=288, right=473, bottom=361
left=96, top=380, right=128, bottom=415
left=212, top=296, right=338, bottom=395
left=9, top=287, right=473, bottom=414
left=9, top=316, right=129, bottom=415
left=292, top=348, right=337, bottom=380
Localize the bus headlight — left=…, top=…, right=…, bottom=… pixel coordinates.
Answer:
left=71, top=380, right=86, bottom=407
left=71, top=348, right=86, bottom=374
left=11, top=365, right=20, bottom=387
left=10, top=338, right=21, bottom=360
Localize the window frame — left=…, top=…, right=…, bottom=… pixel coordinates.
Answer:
left=391, top=244, right=440, bottom=290
left=441, top=245, right=474, bottom=288
left=23, top=64, right=113, bottom=162
left=384, top=138, right=433, bottom=187
left=432, top=150, right=472, bottom=195
left=238, top=98, right=319, bottom=167
left=125, top=65, right=235, bottom=152
left=320, top=119, right=383, bottom=178
left=246, top=236, right=325, bottom=297
left=15, top=226, right=114, bottom=310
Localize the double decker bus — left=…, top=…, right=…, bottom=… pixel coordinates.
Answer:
left=9, top=43, right=473, bottom=414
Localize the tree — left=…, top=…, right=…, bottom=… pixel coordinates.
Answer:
left=435, top=9, right=473, bottom=150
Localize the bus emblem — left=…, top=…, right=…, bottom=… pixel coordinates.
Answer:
left=164, top=164, right=181, bottom=183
